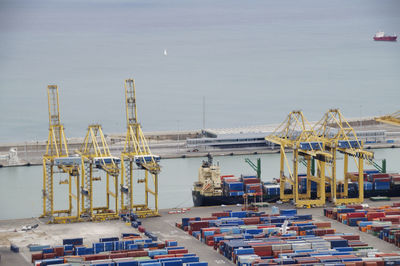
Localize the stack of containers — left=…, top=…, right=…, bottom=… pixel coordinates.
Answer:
left=344, top=169, right=400, bottom=198
left=324, top=203, right=400, bottom=248
left=175, top=208, right=394, bottom=265
left=371, top=173, right=391, bottom=191
left=221, top=175, right=244, bottom=197
left=30, top=233, right=209, bottom=266
left=297, top=174, right=318, bottom=195
left=364, top=181, right=373, bottom=192
left=241, top=175, right=263, bottom=196
left=298, top=175, right=307, bottom=194
left=346, top=169, right=379, bottom=182
left=392, top=174, right=400, bottom=185
left=263, top=184, right=280, bottom=197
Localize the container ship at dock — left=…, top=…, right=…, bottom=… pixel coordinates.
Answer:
left=192, top=155, right=279, bottom=207
left=192, top=155, right=400, bottom=207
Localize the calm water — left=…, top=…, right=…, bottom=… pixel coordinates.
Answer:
left=0, top=0, right=399, bottom=143
left=0, top=148, right=399, bottom=220
left=0, top=0, right=399, bottom=219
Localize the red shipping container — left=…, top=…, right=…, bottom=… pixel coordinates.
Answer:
left=211, top=212, right=230, bottom=218
left=364, top=262, right=378, bottom=266
left=380, top=216, right=400, bottom=224
left=243, top=178, right=260, bottom=184
left=221, top=175, right=235, bottom=180
left=54, top=246, right=64, bottom=257
left=189, top=221, right=209, bottom=231
left=206, top=240, right=214, bottom=246
left=168, top=249, right=188, bottom=254
left=110, top=253, right=128, bottom=259
left=367, top=212, right=386, bottom=221
left=295, top=257, right=319, bottom=264
left=252, top=245, right=272, bottom=257
left=31, top=253, right=43, bottom=263
left=341, top=234, right=360, bottom=240
left=127, top=250, right=148, bottom=257
left=243, top=217, right=260, bottom=225
left=314, top=222, right=331, bottom=228
left=346, top=204, right=364, bottom=210
left=43, top=253, right=56, bottom=259
left=385, top=211, right=400, bottom=215
left=347, top=212, right=366, bottom=218
left=372, top=173, right=390, bottom=178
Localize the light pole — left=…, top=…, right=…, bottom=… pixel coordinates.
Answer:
left=177, top=120, right=180, bottom=152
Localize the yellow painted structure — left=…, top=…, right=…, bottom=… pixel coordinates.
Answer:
left=120, top=79, right=161, bottom=218
left=313, top=109, right=374, bottom=205
left=266, top=109, right=373, bottom=207
left=41, top=85, right=81, bottom=223
left=78, top=125, right=120, bottom=221
left=266, top=111, right=332, bottom=208
left=375, top=110, right=400, bottom=126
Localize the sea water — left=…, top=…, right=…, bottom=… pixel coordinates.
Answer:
left=0, top=0, right=399, bottom=142
left=0, top=148, right=399, bottom=220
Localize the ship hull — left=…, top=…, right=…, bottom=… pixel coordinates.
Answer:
left=192, top=190, right=278, bottom=207
left=192, top=186, right=400, bottom=207
left=374, top=36, right=397, bottom=41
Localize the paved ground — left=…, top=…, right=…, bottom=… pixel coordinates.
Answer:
left=0, top=247, right=30, bottom=266
left=0, top=218, right=138, bottom=266
left=1, top=199, right=400, bottom=265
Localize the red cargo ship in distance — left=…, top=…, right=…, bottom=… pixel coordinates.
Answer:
left=373, top=31, right=397, bottom=41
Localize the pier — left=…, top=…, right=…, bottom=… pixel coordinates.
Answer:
left=0, top=118, right=399, bottom=167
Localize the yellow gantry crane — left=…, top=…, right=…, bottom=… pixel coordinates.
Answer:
left=41, top=85, right=81, bottom=223
left=77, top=125, right=120, bottom=221
left=313, top=109, right=374, bottom=205
left=120, top=79, right=161, bottom=218
left=266, top=111, right=332, bottom=207
left=375, top=110, right=400, bottom=126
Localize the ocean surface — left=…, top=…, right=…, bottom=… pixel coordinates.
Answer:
left=0, top=0, right=399, bottom=143
left=0, top=0, right=399, bottom=220
left=0, top=148, right=399, bottom=220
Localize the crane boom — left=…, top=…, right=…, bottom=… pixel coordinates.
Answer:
left=375, top=110, right=400, bottom=126
left=45, top=85, right=69, bottom=157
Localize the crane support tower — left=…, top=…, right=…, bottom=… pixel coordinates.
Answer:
left=313, top=109, right=374, bottom=205
left=120, top=79, right=161, bottom=218
left=266, top=111, right=332, bottom=208
left=77, top=125, right=120, bottom=221
left=41, top=85, right=81, bottom=223
left=375, top=110, right=400, bottom=126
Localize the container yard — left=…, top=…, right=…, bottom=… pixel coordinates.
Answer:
left=2, top=199, right=400, bottom=265
left=325, top=202, right=400, bottom=248
left=174, top=203, right=400, bottom=265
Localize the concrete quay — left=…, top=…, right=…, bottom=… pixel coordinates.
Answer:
left=1, top=119, right=399, bottom=167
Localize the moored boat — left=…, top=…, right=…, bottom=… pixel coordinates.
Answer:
left=192, top=154, right=278, bottom=207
